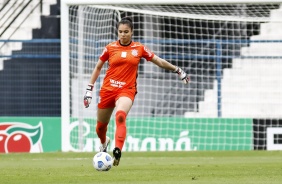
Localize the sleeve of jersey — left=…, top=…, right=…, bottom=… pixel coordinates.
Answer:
left=142, top=45, right=155, bottom=61
left=99, top=46, right=109, bottom=62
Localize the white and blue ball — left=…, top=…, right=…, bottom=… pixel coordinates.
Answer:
left=93, top=152, right=113, bottom=171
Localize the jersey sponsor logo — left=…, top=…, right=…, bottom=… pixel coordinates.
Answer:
left=121, top=52, right=127, bottom=58
left=144, top=46, right=153, bottom=57
left=100, top=47, right=107, bottom=57
left=110, top=79, right=126, bottom=88
left=131, top=49, right=138, bottom=57
left=131, top=44, right=141, bottom=47
left=110, top=42, right=118, bottom=47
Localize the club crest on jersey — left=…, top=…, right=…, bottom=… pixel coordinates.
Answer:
left=131, top=49, right=138, bottom=57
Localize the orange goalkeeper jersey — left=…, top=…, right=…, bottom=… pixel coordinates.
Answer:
left=99, top=40, right=155, bottom=91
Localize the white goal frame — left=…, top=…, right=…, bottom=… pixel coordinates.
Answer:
left=61, top=0, right=282, bottom=152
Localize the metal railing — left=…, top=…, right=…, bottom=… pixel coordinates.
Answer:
left=0, top=0, right=43, bottom=39
left=0, top=39, right=60, bottom=59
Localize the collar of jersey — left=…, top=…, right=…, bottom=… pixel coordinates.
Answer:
left=118, top=40, right=132, bottom=47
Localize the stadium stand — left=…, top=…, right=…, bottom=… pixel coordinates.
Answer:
left=0, top=0, right=61, bottom=116
left=185, top=5, right=282, bottom=118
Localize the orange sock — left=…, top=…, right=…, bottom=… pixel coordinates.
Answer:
left=115, top=110, right=127, bottom=150
left=96, top=121, right=108, bottom=144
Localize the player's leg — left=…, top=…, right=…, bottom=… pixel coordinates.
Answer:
left=96, top=107, right=114, bottom=152
left=96, top=89, right=115, bottom=152
left=113, top=95, right=134, bottom=166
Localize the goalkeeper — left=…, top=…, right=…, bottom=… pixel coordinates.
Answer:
left=84, top=17, right=189, bottom=166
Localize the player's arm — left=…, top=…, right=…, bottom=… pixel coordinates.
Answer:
left=150, top=55, right=190, bottom=84
left=89, top=59, right=104, bottom=84
left=84, top=59, right=105, bottom=108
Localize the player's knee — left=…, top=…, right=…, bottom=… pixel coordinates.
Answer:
left=116, top=110, right=127, bottom=124
left=96, top=121, right=108, bottom=132
left=117, top=116, right=124, bottom=123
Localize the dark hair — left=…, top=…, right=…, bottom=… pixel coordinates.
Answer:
left=118, top=17, right=133, bottom=30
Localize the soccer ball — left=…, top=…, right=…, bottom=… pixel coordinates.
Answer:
left=93, top=152, right=113, bottom=171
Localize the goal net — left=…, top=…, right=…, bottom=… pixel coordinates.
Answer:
left=61, top=0, right=282, bottom=152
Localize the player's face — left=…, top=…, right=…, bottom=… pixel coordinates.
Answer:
left=118, top=24, right=133, bottom=45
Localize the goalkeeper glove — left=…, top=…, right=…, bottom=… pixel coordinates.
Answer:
left=174, top=67, right=190, bottom=84
left=84, top=84, right=94, bottom=108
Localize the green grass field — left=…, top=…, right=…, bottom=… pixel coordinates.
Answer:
left=0, top=151, right=282, bottom=184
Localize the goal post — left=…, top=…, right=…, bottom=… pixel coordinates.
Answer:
left=61, top=0, right=282, bottom=152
